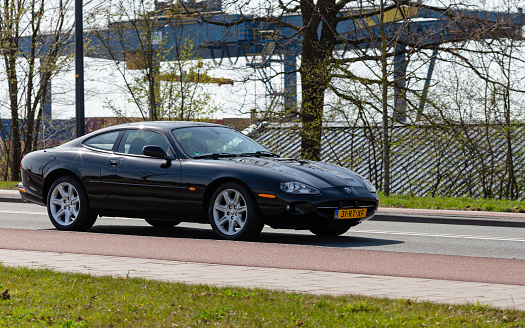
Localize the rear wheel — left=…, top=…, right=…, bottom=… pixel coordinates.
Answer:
left=309, top=221, right=353, bottom=237
left=209, top=182, right=263, bottom=240
left=47, top=176, right=97, bottom=231
left=144, top=219, right=180, bottom=228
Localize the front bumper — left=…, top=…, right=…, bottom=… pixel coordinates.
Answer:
left=257, top=186, right=379, bottom=229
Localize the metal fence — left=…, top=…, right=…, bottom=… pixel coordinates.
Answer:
left=252, top=123, right=525, bottom=200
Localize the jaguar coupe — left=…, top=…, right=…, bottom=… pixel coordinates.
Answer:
left=19, top=121, right=378, bottom=240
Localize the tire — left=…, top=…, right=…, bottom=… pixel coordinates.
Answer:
left=208, top=182, right=263, bottom=240
left=144, top=219, right=180, bottom=228
left=309, top=221, right=353, bottom=237
left=47, top=176, right=97, bottom=231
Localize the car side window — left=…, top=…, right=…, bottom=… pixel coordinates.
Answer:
left=117, top=130, right=171, bottom=156
left=83, top=131, right=121, bottom=151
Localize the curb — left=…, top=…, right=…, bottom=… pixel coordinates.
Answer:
left=0, top=190, right=25, bottom=203
left=371, top=213, right=525, bottom=228
left=0, top=198, right=25, bottom=203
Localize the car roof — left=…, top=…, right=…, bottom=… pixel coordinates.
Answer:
left=60, top=121, right=230, bottom=148
left=115, top=121, right=222, bottom=129
left=92, top=121, right=228, bottom=135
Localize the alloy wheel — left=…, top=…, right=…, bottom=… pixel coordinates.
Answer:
left=212, top=188, right=248, bottom=236
left=49, top=182, right=81, bottom=226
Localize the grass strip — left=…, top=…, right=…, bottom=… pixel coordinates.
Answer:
left=0, top=265, right=523, bottom=327
left=379, top=192, right=525, bottom=213
left=0, top=181, right=18, bottom=190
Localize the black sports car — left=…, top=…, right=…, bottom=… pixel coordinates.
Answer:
left=19, top=121, right=378, bottom=240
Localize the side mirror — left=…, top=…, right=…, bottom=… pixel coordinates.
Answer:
left=142, top=145, right=167, bottom=159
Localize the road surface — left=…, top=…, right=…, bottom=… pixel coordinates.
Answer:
left=1, top=201, right=524, bottom=286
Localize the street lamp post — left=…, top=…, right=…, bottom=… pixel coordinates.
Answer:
left=75, top=0, right=85, bottom=137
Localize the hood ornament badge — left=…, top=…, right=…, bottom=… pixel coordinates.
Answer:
left=344, top=187, right=352, bottom=193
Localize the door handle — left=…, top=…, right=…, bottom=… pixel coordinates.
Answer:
left=109, top=160, right=119, bottom=166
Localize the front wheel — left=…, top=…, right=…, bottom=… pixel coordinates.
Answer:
left=309, top=221, right=353, bottom=237
left=209, top=182, right=263, bottom=240
left=47, top=176, right=97, bottom=231
left=144, top=219, right=180, bottom=228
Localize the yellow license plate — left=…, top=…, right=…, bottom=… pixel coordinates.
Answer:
left=335, top=208, right=367, bottom=219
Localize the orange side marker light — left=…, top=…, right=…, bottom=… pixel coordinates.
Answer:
left=258, top=194, right=276, bottom=199
left=189, top=187, right=196, bottom=191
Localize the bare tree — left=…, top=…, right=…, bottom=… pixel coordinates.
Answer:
left=91, top=0, right=217, bottom=121
left=326, top=1, right=525, bottom=195
left=182, top=1, right=515, bottom=182
left=0, top=0, right=73, bottom=180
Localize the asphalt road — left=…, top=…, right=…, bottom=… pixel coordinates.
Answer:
left=1, top=201, right=524, bottom=261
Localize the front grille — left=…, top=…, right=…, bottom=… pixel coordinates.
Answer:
left=316, top=200, right=377, bottom=217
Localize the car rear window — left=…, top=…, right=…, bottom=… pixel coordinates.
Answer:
left=83, top=131, right=120, bottom=151
left=117, top=130, right=171, bottom=155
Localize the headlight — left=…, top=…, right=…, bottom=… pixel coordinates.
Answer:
left=280, top=182, right=321, bottom=195
left=356, top=174, right=376, bottom=193
left=363, top=179, right=376, bottom=193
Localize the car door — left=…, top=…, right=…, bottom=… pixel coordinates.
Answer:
left=100, top=129, right=182, bottom=214
left=81, top=130, right=124, bottom=208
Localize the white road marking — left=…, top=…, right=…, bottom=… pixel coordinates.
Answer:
left=351, top=229, right=525, bottom=242
left=0, top=210, right=47, bottom=215
left=100, top=217, right=144, bottom=221
left=0, top=210, right=143, bottom=221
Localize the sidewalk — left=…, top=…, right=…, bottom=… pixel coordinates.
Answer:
left=1, top=248, right=524, bottom=311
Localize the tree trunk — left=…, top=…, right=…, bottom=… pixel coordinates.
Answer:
left=300, top=56, right=328, bottom=160
left=379, top=0, right=390, bottom=196
left=6, top=54, right=21, bottom=181
left=147, top=49, right=159, bottom=121
left=298, top=0, right=336, bottom=161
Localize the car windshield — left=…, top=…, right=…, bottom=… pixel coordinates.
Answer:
left=171, top=126, right=270, bottom=158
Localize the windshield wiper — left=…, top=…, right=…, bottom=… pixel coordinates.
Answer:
left=240, top=151, right=279, bottom=158
left=193, top=152, right=238, bottom=159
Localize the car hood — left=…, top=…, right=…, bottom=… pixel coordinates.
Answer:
left=226, top=157, right=366, bottom=189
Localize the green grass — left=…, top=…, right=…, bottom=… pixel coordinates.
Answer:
left=0, top=265, right=523, bottom=327
left=379, top=192, right=525, bottom=213
left=0, top=181, right=18, bottom=190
